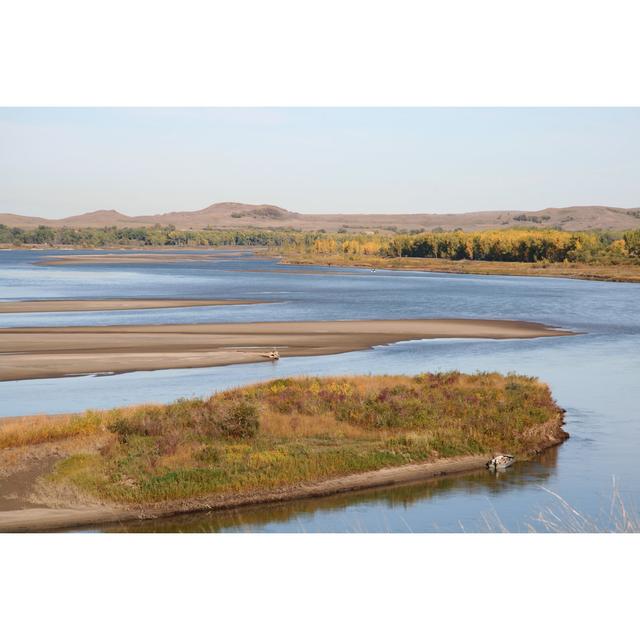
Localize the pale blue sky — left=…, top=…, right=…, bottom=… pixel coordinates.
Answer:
left=1, top=108, right=639, bottom=218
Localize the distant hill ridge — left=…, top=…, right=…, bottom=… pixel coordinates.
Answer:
left=1, top=202, right=639, bottom=232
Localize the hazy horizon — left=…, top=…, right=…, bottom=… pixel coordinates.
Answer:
left=1, top=107, right=639, bottom=219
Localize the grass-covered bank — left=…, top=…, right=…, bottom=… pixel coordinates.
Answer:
left=0, top=373, right=567, bottom=516
left=276, top=251, right=640, bottom=283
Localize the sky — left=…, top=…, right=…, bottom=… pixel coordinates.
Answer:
left=1, top=107, right=639, bottom=218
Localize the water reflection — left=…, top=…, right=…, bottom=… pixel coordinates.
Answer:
left=91, top=449, right=559, bottom=533
left=2, top=249, right=639, bottom=532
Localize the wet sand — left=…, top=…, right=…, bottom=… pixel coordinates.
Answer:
left=0, top=318, right=573, bottom=382
left=0, top=299, right=266, bottom=314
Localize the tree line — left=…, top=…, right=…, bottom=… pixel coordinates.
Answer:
left=0, top=225, right=319, bottom=248
left=312, top=229, right=640, bottom=263
left=2, top=223, right=640, bottom=263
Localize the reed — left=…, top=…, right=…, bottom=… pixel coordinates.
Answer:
left=483, top=482, right=640, bottom=533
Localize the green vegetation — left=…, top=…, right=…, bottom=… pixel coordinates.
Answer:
left=6, top=373, right=567, bottom=506
left=3, top=222, right=640, bottom=282
left=0, top=224, right=315, bottom=248
left=3, top=223, right=640, bottom=266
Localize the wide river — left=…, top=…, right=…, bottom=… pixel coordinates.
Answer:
left=1, top=249, right=638, bottom=532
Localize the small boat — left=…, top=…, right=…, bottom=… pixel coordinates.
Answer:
left=261, top=348, right=280, bottom=360
left=486, top=454, right=515, bottom=471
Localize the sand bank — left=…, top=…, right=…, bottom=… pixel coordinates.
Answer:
left=0, top=299, right=266, bottom=314
left=0, top=318, right=573, bottom=382
left=37, top=251, right=261, bottom=266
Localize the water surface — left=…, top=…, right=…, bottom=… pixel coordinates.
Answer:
left=1, top=249, right=638, bottom=532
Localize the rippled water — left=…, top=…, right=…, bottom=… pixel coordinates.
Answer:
left=1, top=248, right=639, bottom=532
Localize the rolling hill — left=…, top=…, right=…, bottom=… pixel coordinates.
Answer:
left=1, top=202, right=639, bottom=232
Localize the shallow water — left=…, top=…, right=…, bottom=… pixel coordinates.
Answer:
left=1, top=249, right=639, bottom=532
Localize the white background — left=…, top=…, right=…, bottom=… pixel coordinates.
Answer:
left=2, top=1, right=639, bottom=638
left=2, top=0, right=639, bottom=106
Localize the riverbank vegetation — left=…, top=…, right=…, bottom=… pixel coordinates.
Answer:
left=3, top=224, right=640, bottom=281
left=3, top=223, right=640, bottom=261
left=278, top=228, right=640, bottom=282
left=280, top=253, right=640, bottom=282
left=1, top=373, right=566, bottom=507
left=308, top=228, right=640, bottom=263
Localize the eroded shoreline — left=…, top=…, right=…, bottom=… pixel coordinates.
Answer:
left=0, top=422, right=568, bottom=533
left=0, top=445, right=567, bottom=533
left=0, top=455, right=494, bottom=532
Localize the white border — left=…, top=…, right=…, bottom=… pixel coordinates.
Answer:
left=1, top=0, right=639, bottom=105
left=2, top=1, right=639, bottom=637
left=2, top=534, right=638, bottom=638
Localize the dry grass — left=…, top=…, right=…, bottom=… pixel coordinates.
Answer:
left=0, top=405, right=169, bottom=450
left=529, top=484, right=640, bottom=533
left=278, top=252, right=640, bottom=283
left=482, top=482, right=640, bottom=533
left=4, top=373, right=566, bottom=507
left=258, top=409, right=365, bottom=439
left=0, top=411, right=107, bottom=449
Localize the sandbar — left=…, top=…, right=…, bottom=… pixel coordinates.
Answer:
left=0, top=299, right=266, bottom=314
left=0, top=318, right=573, bottom=382
left=37, top=251, right=262, bottom=266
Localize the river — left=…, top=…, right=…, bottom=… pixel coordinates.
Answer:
left=1, top=248, right=638, bottom=532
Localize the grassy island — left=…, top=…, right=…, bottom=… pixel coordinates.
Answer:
left=0, top=373, right=568, bottom=530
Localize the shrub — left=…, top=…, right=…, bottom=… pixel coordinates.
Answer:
left=217, top=400, right=260, bottom=439
left=109, top=417, right=136, bottom=443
